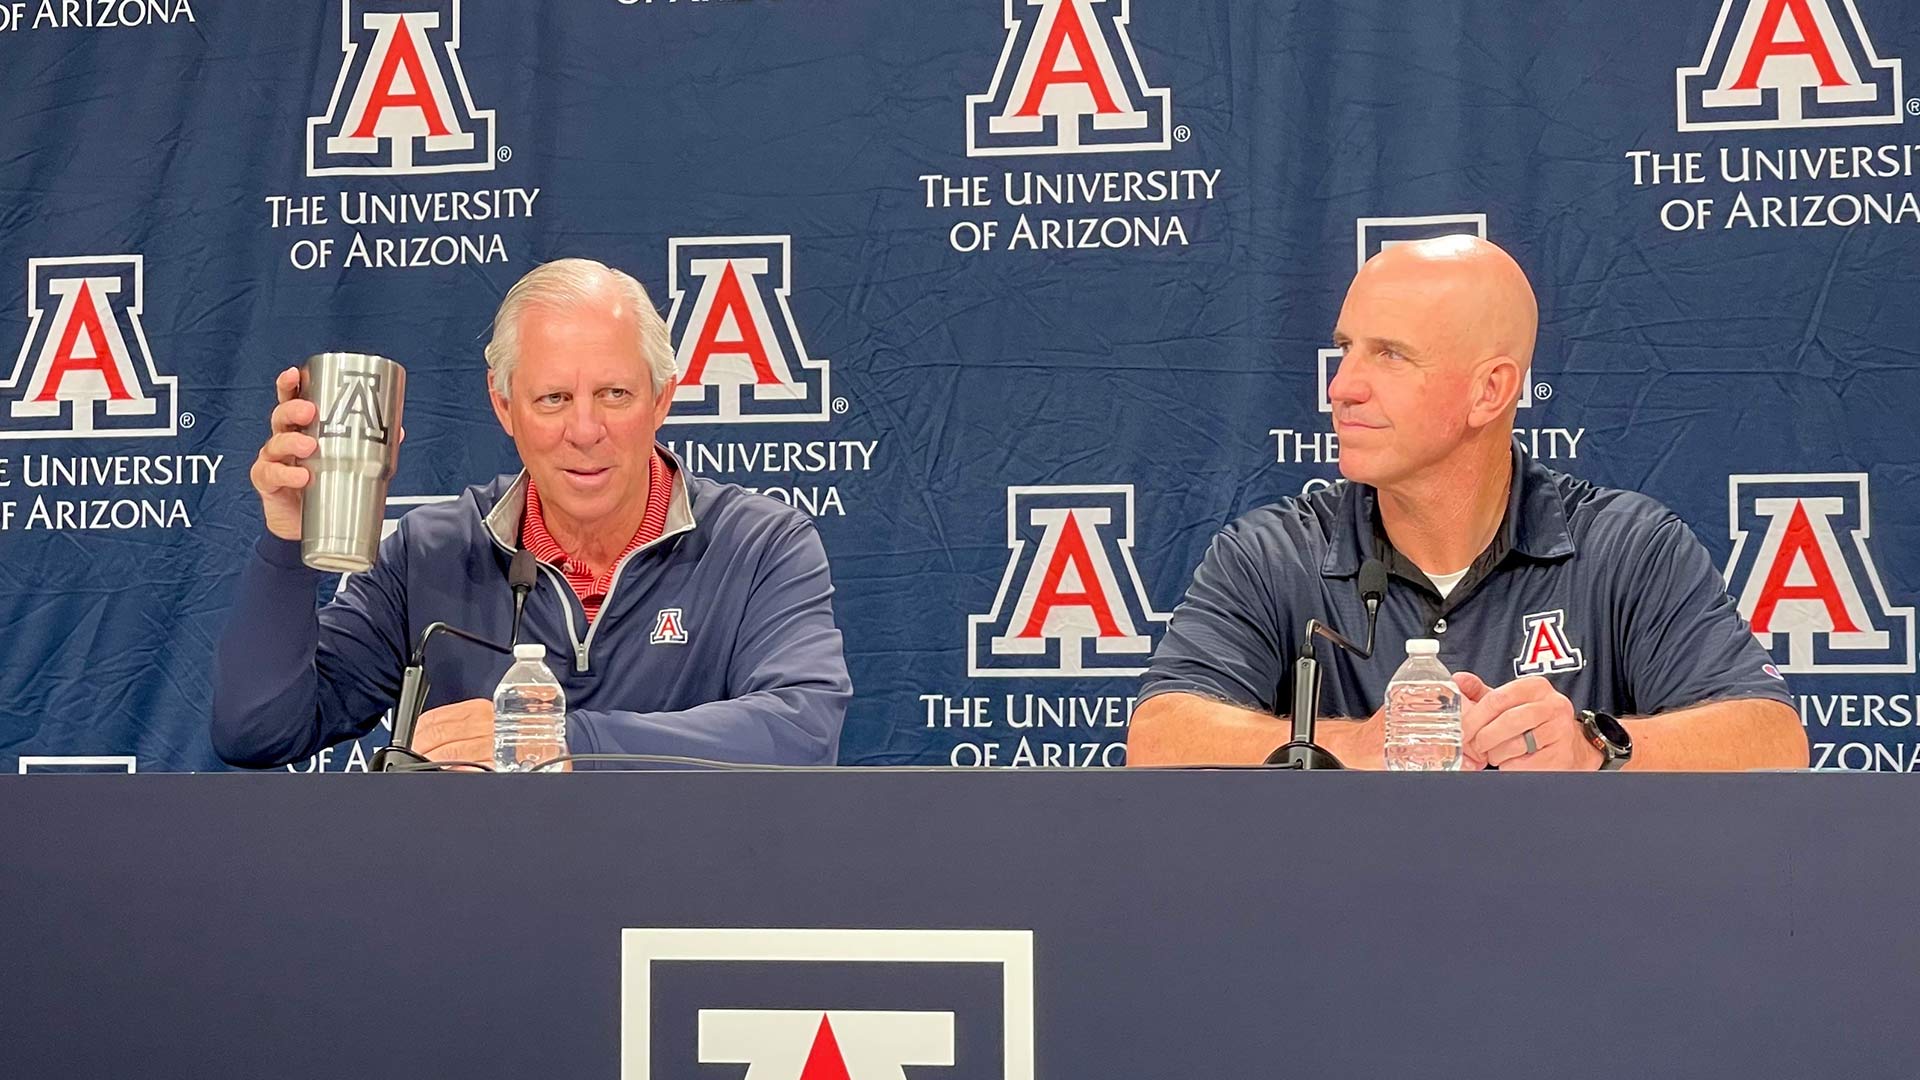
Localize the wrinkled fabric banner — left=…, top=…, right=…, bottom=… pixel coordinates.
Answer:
left=0, top=0, right=1915, bottom=772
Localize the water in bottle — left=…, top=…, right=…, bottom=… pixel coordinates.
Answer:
left=492, top=643, right=567, bottom=772
left=1383, top=638, right=1463, bottom=771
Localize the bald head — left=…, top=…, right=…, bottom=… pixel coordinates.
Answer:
left=1327, top=235, right=1541, bottom=487
left=1353, top=235, right=1538, bottom=380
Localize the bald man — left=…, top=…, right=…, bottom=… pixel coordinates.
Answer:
left=1130, top=237, right=1805, bottom=770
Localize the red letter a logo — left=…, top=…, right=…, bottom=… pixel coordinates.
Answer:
left=1014, top=0, right=1125, bottom=118
left=678, top=263, right=781, bottom=388
left=349, top=15, right=456, bottom=139
left=33, top=281, right=133, bottom=404
left=798, top=1015, right=853, bottom=1080
left=1018, top=510, right=1125, bottom=639
left=1729, top=0, right=1848, bottom=91
left=1748, top=500, right=1859, bottom=634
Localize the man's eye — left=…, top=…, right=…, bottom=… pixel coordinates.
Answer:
left=602, top=388, right=631, bottom=401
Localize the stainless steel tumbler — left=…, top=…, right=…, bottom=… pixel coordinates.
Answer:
left=297, top=352, right=406, bottom=573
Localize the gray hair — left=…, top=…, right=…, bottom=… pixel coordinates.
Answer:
left=483, top=258, right=677, bottom=398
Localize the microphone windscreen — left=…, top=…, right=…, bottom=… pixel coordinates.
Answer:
left=1358, top=558, right=1389, bottom=604
left=509, top=546, right=538, bottom=592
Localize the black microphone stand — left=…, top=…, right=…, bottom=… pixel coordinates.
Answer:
left=1265, top=620, right=1374, bottom=769
left=369, top=622, right=512, bottom=773
left=1265, top=561, right=1388, bottom=770
left=370, top=548, right=539, bottom=773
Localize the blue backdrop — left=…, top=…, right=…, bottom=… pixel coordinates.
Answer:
left=1, top=0, right=1916, bottom=772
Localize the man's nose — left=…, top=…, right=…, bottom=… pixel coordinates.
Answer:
left=1327, top=354, right=1368, bottom=406
left=564, top=398, right=607, bottom=445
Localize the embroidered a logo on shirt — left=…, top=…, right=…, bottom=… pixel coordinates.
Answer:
left=1514, top=610, right=1585, bottom=677
left=650, top=607, right=689, bottom=646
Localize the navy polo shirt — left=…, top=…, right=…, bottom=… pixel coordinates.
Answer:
left=1142, top=445, right=1792, bottom=721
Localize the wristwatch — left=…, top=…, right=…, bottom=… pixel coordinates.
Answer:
left=1579, top=709, right=1632, bottom=771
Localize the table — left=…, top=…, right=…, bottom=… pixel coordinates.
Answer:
left=2, top=771, right=1913, bottom=1078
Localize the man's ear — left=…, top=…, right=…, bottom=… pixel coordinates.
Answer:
left=651, top=371, right=676, bottom=429
left=489, top=372, right=513, bottom=437
left=1468, top=354, right=1523, bottom=429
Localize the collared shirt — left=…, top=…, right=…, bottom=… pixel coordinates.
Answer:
left=1141, top=443, right=1792, bottom=721
left=522, top=451, right=673, bottom=624
left=1365, top=480, right=1516, bottom=633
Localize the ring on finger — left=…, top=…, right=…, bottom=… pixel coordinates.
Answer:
left=1522, top=730, right=1538, bottom=755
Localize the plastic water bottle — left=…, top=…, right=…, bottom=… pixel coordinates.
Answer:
left=1383, top=639, right=1463, bottom=771
left=492, top=643, right=567, bottom=772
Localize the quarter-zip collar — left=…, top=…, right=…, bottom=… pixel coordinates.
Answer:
left=480, top=445, right=698, bottom=673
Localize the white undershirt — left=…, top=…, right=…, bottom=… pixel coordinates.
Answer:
left=1428, top=567, right=1471, bottom=599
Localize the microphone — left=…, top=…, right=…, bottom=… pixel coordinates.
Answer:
left=1356, top=558, right=1388, bottom=648
left=1265, top=558, right=1390, bottom=770
left=371, top=549, right=538, bottom=772
left=508, top=546, right=538, bottom=646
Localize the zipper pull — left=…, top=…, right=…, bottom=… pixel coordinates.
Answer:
left=573, top=642, right=590, bottom=673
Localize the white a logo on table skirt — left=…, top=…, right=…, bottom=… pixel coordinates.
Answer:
left=622, top=928, right=1035, bottom=1079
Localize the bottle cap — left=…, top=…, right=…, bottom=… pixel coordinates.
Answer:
left=513, top=643, right=546, bottom=660
left=1405, top=638, right=1440, bottom=657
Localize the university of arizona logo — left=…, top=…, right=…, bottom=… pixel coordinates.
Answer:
left=1678, top=0, right=1904, bottom=131
left=622, top=928, right=1035, bottom=1080
left=307, top=0, right=497, bottom=176
left=650, top=608, right=689, bottom=645
left=967, top=0, right=1171, bottom=157
left=1513, top=610, right=1586, bottom=678
left=1725, top=474, right=1915, bottom=673
left=664, top=236, right=830, bottom=425
left=318, top=370, right=394, bottom=442
left=16, top=756, right=137, bottom=775
left=0, top=256, right=177, bottom=440
left=702, top=1012, right=953, bottom=1078
left=969, top=485, right=1168, bottom=677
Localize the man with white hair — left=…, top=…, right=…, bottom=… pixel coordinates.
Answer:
left=212, top=258, right=850, bottom=768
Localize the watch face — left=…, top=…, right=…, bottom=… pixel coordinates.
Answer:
left=1589, top=710, right=1630, bottom=752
